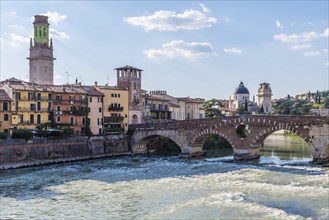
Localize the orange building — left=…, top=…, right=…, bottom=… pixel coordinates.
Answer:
left=48, top=85, right=88, bottom=136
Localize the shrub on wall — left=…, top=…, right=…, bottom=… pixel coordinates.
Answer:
left=0, top=132, right=8, bottom=139
left=11, top=129, right=33, bottom=141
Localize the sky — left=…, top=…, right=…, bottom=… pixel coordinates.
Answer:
left=1, top=0, right=328, bottom=100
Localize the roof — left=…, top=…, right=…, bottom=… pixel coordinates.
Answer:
left=82, top=86, right=104, bottom=97
left=147, top=95, right=170, bottom=102
left=177, top=97, right=205, bottom=103
left=234, top=81, right=250, bottom=94
left=114, top=65, right=143, bottom=71
left=0, top=89, right=11, bottom=101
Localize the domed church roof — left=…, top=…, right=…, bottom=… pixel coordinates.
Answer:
left=234, top=81, right=250, bottom=94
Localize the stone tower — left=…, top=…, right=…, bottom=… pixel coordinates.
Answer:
left=116, top=65, right=143, bottom=124
left=27, top=15, right=55, bottom=85
left=257, top=82, right=272, bottom=113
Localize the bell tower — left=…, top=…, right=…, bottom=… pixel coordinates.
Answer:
left=257, top=82, right=273, bottom=113
left=27, top=15, right=55, bottom=85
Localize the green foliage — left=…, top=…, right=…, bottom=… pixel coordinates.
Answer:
left=0, top=132, right=8, bottom=139
left=154, top=141, right=181, bottom=156
left=105, top=127, right=123, bottom=133
left=273, top=98, right=313, bottom=115
left=203, top=135, right=231, bottom=149
left=48, top=111, right=57, bottom=128
left=235, top=104, right=249, bottom=115
left=11, top=129, right=33, bottom=141
left=203, top=99, right=223, bottom=117
left=63, top=127, right=74, bottom=137
left=85, top=117, right=93, bottom=137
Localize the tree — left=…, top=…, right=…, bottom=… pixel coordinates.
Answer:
left=11, top=129, right=33, bottom=141
left=203, top=99, right=223, bottom=117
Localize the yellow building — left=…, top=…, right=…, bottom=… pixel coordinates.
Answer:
left=0, top=88, right=12, bottom=134
left=96, top=85, right=129, bottom=133
left=2, top=78, right=52, bottom=130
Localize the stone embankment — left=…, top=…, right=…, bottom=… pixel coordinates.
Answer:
left=0, top=135, right=130, bottom=170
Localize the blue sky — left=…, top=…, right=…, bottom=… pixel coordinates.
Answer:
left=1, top=1, right=328, bottom=100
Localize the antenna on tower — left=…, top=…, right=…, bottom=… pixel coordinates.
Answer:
left=107, top=73, right=109, bottom=85
left=66, top=72, right=69, bottom=84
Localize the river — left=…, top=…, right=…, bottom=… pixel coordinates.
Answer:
left=0, top=135, right=328, bottom=220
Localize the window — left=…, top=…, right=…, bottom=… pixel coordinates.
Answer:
left=30, top=103, right=36, bottom=111
left=3, top=102, right=8, bottom=111
left=82, top=117, right=86, bottom=125
left=48, top=93, right=52, bottom=100
left=37, top=102, right=41, bottom=111
left=134, top=83, right=137, bottom=89
left=37, top=93, right=41, bottom=100
left=15, top=92, right=21, bottom=100
left=30, top=114, right=34, bottom=124
left=118, top=94, right=120, bottom=98
left=99, top=107, right=102, bottom=113
left=111, top=94, right=114, bottom=97
left=56, top=95, right=62, bottom=101
left=57, top=117, right=61, bottom=123
left=37, top=114, right=41, bottom=124
left=90, top=97, right=92, bottom=102
left=4, top=114, right=9, bottom=121
left=56, top=106, right=61, bottom=111
left=70, top=117, right=74, bottom=125
left=98, top=97, right=103, bottom=103
left=18, top=115, right=23, bottom=123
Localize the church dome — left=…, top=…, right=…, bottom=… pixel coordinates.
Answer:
left=234, top=81, right=250, bottom=94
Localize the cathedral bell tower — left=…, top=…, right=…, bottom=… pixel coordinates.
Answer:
left=257, top=82, right=273, bottom=113
left=27, top=15, right=55, bottom=85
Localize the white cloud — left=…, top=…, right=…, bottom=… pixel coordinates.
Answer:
left=10, top=33, right=29, bottom=44
left=290, top=44, right=311, bottom=50
left=224, top=47, right=242, bottom=54
left=321, top=28, right=329, bottom=37
left=274, top=28, right=329, bottom=43
left=303, top=51, right=321, bottom=56
left=325, top=61, right=329, bottom=66
left=144, top=40, right=216, bottom=59
left=199, top=3, right=210, bottom=13
left=275, top=20, right=283, bottom=29
left=323, top=49, right=328, bottom=53
left=0, top=37, right=4, bottom=42
left=40, top=11, right=66, bottom=24
left=274, top=31, right=319, bottom=43
left=124, top=8, right=217, bottom=31
left=49, top=28, right=70, bottom=40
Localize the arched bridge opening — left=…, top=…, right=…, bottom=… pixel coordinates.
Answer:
left=132, top=135, right=181, bottom=156
left=260, top=129, right=311, bottom=161
left=203, top=134, right=234, bottom=158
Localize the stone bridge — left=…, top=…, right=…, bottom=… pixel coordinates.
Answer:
left=130, top=115, right=329, bottom=164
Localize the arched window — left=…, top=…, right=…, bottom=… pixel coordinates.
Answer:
left=4, top=114, right=9, bottom=121
left=39, top=29, right=42, bottom=37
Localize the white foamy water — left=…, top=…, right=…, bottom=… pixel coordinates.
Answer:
left=1, top=156, right=328, bottom=220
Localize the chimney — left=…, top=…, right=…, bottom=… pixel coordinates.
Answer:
left=95, top=81, right=97, bottom=86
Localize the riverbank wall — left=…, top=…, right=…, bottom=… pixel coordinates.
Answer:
left=0, top=136, right=130, bottom=170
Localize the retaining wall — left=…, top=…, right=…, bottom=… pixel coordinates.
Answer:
left=0, top=135, right=130, bottom=169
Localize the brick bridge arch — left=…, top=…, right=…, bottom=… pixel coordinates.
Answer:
left=130, top=116, right=329, bottom=163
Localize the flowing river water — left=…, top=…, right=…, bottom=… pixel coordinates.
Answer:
left=0, top=134, right=328, bottom=220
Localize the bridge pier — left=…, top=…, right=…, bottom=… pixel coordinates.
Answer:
left=309, top=124, right=329, bottom=165
left=233, top=147, right=260, bottom=161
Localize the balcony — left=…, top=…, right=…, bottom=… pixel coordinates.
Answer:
left=108, top=106, right=124, bottom=111
left=150, top=106, right=170, bottom=112
left=104, top=116, right=124, bottom=124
